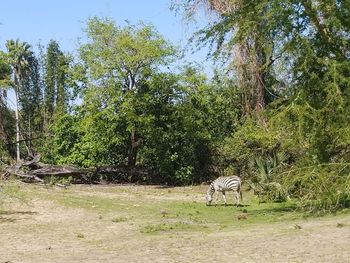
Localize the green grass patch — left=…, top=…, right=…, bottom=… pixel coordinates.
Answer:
left=16, top=183, right=349, bottom=235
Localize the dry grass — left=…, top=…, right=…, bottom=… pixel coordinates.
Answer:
left=0, top=182, right=349, bottom=262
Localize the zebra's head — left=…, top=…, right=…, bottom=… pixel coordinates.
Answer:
left=205, top=182, right=215, bottom=206
left=205, top=193, right=213, bottom=206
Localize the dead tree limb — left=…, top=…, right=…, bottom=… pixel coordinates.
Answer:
left=2, top=155, right=153, bottom=184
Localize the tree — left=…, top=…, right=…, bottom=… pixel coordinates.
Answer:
left=0, top=51, right=13, bottom=161
left=6, top=39, right=33, bottom=161
left=55, top=53, right=70, bottom=113
left=44, top=40, right=70, bottom=122
left=79, top=17, right=176, bottom=168
left=20, top=55, right=43, bottom=155
left=173, top=0, right=275, bottom=116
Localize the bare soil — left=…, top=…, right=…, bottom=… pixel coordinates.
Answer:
left=0, top=184, right=349, bottom=263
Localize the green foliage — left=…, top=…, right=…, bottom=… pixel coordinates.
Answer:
left=177, top=0, right=350, bottom=207
left=222, top=98, right=350, bottom=210
left=0, top=100, right=15, bottom=164
left=39, top=18, right=237, bottom=185
left=0, top=51, right=11, bottom=87
left=19, top=55, right=45, bottom=155
left=250, top=152, right=288, bottom=203
left=45, top=40, right=70, bottom=117
left=41, top=114, right=78, bottom=164
left=45, top=66, right=236, bottom=184
left=5, top=39, right=35, bottom=160
left=136, top=68, right=237, bottom=184
left=284, top=164, right=350, bottom=213
left=78, top=17, right=178, bottom=168
left=221, top=119, right=281, bottom=172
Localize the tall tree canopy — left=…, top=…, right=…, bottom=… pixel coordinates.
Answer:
left=0, top=51, right=13, bottom=159
left=44, top=40, right=70, bottom=120
left=79, top=17, right=177, bottom=167
left=173, top=0, right=350, bottom=115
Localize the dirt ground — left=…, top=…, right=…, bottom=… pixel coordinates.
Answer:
left=0, top=184, right=349, bottom=263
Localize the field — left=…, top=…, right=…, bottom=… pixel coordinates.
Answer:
left=1, top=182, right=350, bottom=263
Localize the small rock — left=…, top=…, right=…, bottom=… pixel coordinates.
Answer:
left=160, top=210, right=168, bottom=217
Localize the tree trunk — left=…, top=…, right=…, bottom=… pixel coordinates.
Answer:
left=15, top=94, right=20, bottom=161
left=14, top=78, right=21, bottom=162
left=234, top=41, right=266, bottom=116
left=253, top=41, right=266, bottom=113
left=206, top=0, right=267, bottom=116
left=127, top=129, right=139, bottom=168
left=126, top=77, right=139, bottom=168
left=301, top=0, right=331, bottom=44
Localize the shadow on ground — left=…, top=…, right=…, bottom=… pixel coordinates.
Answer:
left=0, top=210, right=38, bottom=223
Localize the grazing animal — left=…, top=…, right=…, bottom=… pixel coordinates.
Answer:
left=205, top=176, right=242, bottom=206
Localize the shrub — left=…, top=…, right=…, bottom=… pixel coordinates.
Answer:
left=283, top=164, right=350, bottom=213
left=248, top=152, right=288, bottom=202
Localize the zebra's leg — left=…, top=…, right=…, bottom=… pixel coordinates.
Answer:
left=214, top=191, right=220, bottom=206
left=234, top=191, right=240, bottom=207
left=222, top=191, right=227, bottom=206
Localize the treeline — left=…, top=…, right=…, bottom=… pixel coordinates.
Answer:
left=1, top=0, right=350, bottom=212
left=0, top=39, right=71, bottom=161
left=0, top=18, right=238, bottom=185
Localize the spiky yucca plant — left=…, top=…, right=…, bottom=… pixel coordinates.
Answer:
left=250, top=151, right=288, bottom=202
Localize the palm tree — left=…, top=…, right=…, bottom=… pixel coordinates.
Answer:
left=6, top=39, right=33, bottom=162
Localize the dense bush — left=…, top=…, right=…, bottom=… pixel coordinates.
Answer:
left=221, top=91, right=350, bottom=211
left=284, top=164, right=350, bottom=213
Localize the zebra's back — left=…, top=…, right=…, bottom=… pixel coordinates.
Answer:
left=213, top=176, right=241, bottom=191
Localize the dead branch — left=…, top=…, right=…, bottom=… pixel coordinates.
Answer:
left=2, top=155, right=152, bottom=185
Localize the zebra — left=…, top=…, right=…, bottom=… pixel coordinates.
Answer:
left=205, top=176, right=242, bottom=206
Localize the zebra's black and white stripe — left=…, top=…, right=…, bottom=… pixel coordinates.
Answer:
left=205, top=176, right=242, bottom=206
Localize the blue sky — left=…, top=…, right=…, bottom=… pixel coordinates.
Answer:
left=0, top=0, right=210, bottom=67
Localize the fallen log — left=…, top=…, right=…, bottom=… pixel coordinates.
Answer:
left=16, top=173, right=45, bottom=183
left=2, top=165, right=44, bottom=183
left=28, top=165, right=95, bottom=183
left=22, top=154, right=43, bottom=169
left=2, top=155, right=153, bottom=184
left=29, top=165, right=91, bottom=177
